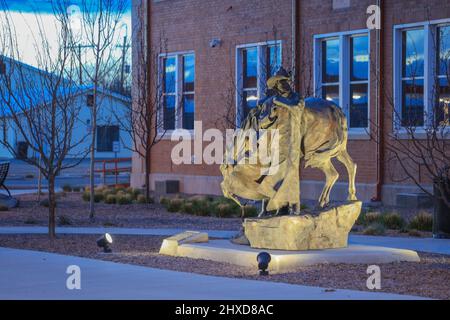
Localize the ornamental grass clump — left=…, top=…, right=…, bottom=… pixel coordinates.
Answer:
left=409, top=212, right=433, bottom=231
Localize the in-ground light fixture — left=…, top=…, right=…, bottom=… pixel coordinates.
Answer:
left=257, top=252, right=271, bottom=276
left=97, top=233, right=113, bottom=253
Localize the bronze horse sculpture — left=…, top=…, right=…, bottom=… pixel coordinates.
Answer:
left=220, top=68, right=357, bottom=217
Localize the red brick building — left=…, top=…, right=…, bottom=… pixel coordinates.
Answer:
left=131, top=0, right=450, bottom=205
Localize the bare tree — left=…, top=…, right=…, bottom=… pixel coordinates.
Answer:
left=369, top=24, right=450, bottom=210
left=68, top=0, right=129, bottom=220
left=113, top=1, right=168, bottom=202
left=0, top=2, right=90, bottom=238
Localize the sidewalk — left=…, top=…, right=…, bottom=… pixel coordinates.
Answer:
left=0, top=247, right=426, bottom=300
left=0, top=226, right=449, bottom=255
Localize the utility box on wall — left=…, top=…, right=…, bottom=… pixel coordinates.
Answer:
left=155, top=180, right=180, bottom=195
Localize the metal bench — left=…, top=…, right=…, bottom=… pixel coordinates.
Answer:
left=0, top=162, right=11, bottom=197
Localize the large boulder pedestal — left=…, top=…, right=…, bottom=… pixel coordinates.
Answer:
left=244, top=201, right=362, bottom=250
left=159, top=200, right=421, bottom=272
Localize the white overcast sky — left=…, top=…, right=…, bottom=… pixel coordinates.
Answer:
left=0, top=0, right=131, bottom=67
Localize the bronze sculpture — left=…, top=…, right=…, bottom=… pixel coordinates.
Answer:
left=220, top=67, right=357, bottom=217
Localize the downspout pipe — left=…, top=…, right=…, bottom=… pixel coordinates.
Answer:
left=373, top=0, right=384, bottom=202
left=291, top=0, right=299, bottom=91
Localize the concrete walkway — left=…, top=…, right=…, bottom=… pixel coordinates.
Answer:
left=0, top=226, right=449, bottom=255
left=0, top=247, right=426, bottom=300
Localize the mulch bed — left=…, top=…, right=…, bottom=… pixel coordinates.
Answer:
left=1, top=234, right=449, bottom=300
left=0, top=193, right=242, bottom=231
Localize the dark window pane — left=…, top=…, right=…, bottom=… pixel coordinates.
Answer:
left=96, top=126, right=119, bottom=152
left=436, top=78, right=450, bottom=126
left=350, top=83, right=368, bottom=128
left=163, top=56, right=176, bottom=94
left=438, top=25, right=450, bottom=76
left=322, top=39, right=340, bottom=83
left=350, top=36, right=368, bottom=81
left=242, top=90, right=258, bottom=119
left=0, top=59, right=5, bottom=74
left=163, top=95, right=176, bottom=130
left=267, top=45, right=281, bottom=77
left=87, top=94, right=94, bottom=107
left=402, top=29, right=424, bottom=78
left=243, top=47, right=257, bottom=88
left=401, top=79, right=424, bottom=127
left=322, top=85, right=339, bottom=106
left=182, top=94, right=195, bottom=130
left=183, top=54, right=195, bottom=92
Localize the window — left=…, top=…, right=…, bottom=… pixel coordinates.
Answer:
left=237, top=41, right=281, bottom=124
left=87, top=94, right=94, bottom=107
left=97, top=125, right=119, bottom=152
left=437, top=25, right=450, bottom=126
left=0, top=59, right=5, bottom=75
left=394, top=20, right=450, bottom=129
left=401, top=29, right=425, bottom=127
left=315, top=31, right=369, bottom=130
left=160, top=52, right=195, bottom=131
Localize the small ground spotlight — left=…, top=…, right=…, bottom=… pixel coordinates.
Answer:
left=97, top=233, right=113, bottom=253
left=257, top=252, right=271, bottom=276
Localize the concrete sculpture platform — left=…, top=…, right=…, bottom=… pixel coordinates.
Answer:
left=245, top=201, right=362, bottom=250
left=160, top=235, right=420, bottom=273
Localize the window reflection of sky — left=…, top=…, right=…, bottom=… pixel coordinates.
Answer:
left=351, top=36, right=368, bottom=81
left=439, top=25, right=450, bottom=76
left=403, top=29, right=425, bottom=78
left=323, top=39, right=339, bottom=83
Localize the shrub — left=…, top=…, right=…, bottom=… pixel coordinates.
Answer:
left=189, top=196, right=210, bottom=216
left=409, top=212, right=433, bottom=231
left=243, top=205, right=258, bottom=217
left=362, top=223, right=386, bottom=236
left=24, top=217, right=38, bottom=225
left=0, top=205, right=8, bottom=211
left=116, top=193, right=133, bottom=205
left=72, top=186, right=81, bottom=192
left=57, top=215, right=72, bottom=226
left=62, top=184, right=72, bottom=192
left=300, top=203, right=309, bottom=210
left=167, top=198, right=184, bottom=212
left=132, top=188, right=141, bottom=199
left=94, top=193, right=104, bottom=203
left=136, top=194, right=153, bottom=204
left=182, top=201, right=195, bottom=214
left=39, top=199, right=50, bottom=207
left=382, top=212, right=405, bottom=230
left=159, top=196, right=170, bottom=206
left=105, top=194, right=117, bottom=204
left=356, top=210, right=367, bottom=225
left=215, top=203, right=234, bottom=217
left=408, top=229, right=422, bottom=237
left=364, top=211, right=383, bottom=225
left=82, top=191, right=90, bottom=201
left=82, top=192, right=103, bottom=203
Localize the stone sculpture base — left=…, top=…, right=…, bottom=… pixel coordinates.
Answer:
left=159, top=237, right=420, bottom=273
left=244, top=201, right=362, bottom=250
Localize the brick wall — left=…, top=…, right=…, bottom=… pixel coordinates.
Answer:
left=131, top=0, right=450, bottom=204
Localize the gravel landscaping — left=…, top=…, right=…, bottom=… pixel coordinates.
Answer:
left=0, top=193, right=242, bottom=231
left=0, top=234, right=449, bottom=300
left=0, top=192, right=435, bottom=239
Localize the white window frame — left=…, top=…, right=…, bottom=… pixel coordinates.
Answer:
left=235, top=40, right=282, bottom=127
left=313, top=29, right=370, bottom=137
left=157, top=51, right=195, bottom=138
left=393, top=18, right=450, bottom=135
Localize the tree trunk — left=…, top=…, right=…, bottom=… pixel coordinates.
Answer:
left=89, top=92, right=97, bottom=221
left=145, top=146, right=151, bottom=202
left=48, top=174, right=56, bottom=239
